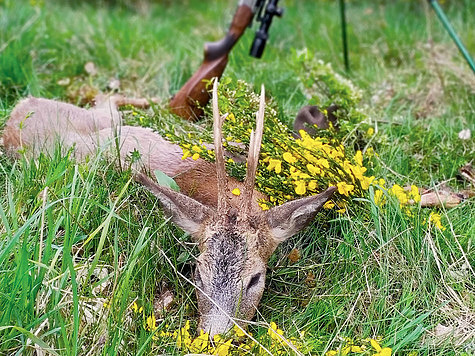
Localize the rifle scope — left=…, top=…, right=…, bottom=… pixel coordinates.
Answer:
left=250, top=0, right=283, bottom=58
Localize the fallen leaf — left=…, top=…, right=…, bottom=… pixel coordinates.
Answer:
left=154, top=169, right=180, bottom=192
left=460, top=164, right=475, bottom=186
left=288, top=248, right=301, bottom=264
left=428, top=316, right=475, bottom=347
left=305, top=271, right=316, bottom=287
left=420, top=188, right=464, bottom=208
left=154, top=284, right=175, bottom=317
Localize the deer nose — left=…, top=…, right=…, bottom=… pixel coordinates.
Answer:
left=198, top=314, right=234, bottom=337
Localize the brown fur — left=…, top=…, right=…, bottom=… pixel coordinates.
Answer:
left=174, top=160, right=266, bottom=209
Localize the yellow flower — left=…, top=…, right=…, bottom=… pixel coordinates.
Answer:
left=146, top=314, right=157, bottom=331
left=232, top=188, right=241, bottom=196
left=360, top=175, right=375, bottom=190
left=354, top=150, right=363, bottom=166
left=326, top=351, right=337, bottom=356
left=374, top=189, right=385, bottom=206
left=283, top=152, right=297, bottom=163
left=259, top=202, right=270, bottom=211
left=307, top=180, right=318, bottom=191
left=297, top=171, right=311, bottom=179
left=324, top=201, right=335, bottom=209
left=131, top=301, right=143, bottom=314
left=351, top=345, right=363, bottom=352
left=267, top=322, right=284, bottom=340
left=214, top=338, right=232, bottom=356
left=267, top=159, right=282, bottom=174
left=370, top=339, right=381, bottom=352
left=189, top=330, right=209, bottom=353
left=350, top=164, right=368, bottom=182
left=337, top=182, right=354, bottom=196
left=315, top=158, right=330, bottom=169
left=307, top=163, right=321, bottom=176
left=367, top=127, right=374, bottom=136
left=341, top=345, right=352, bottom=355
left=176, top=320, right=192, bottom=348
left=370, top=339, right=392, bottom=355
left=233, top=324, right=246, bottom=338
left=191, top=145, right=202, bottom=153
left=390, top=184, right=408, bottom=205
left=377, top=348, right=392, bottom=356
left=181, top=149, right=191, bottom=160
left=366, top=147, right=375, bottom=157
left=409, top=185, right=421, bottom=203
left=192, top=153, right=200, bottom=160
left=343, top=160, right=354, bottom=177
left=428, top=212, right=445, bottom=230
left=295, top=180, right=306, bottom=195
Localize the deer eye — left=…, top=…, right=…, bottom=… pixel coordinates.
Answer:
left=246, top=273, right=262, bottom=292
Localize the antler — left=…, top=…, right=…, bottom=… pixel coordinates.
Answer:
left=212, top=79, right=230, bottom=212
left=242, top=84, right=266, bottom=215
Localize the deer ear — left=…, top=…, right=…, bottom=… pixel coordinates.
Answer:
left=136, top=173, right=213, bottom=237
left=265, top=187, right=336, bottom=243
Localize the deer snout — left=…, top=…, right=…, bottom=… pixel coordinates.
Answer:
left=198, top=311, right=237, bottom=337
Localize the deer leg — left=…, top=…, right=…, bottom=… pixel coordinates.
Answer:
left=99, top=94, right=159, bottom=109
left=113, top=97, right=152, bottom=108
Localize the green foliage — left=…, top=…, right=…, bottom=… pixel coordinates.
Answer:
left=154, top=169, right=180, bottom=192
left=292, top=48, right=368, bottom=136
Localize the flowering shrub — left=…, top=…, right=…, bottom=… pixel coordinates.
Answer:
left=165, top=71, right=421, bottom=214
left=130, top=301, right=397, bottom=356
left=426, top=211, right=446, bottom=230
left=132, top=302, right=309, bottom=355
left=325, top=337, right=392, bottom=356
left=292, top=48, right=366, bottom=139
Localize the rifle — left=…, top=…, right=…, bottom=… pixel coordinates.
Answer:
left=169, top=0, right=283, bottom=120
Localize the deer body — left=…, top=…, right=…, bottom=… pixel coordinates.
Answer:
left=2, top=83, right=335, bottom=336
left=3, top=96, right=261, bottom=208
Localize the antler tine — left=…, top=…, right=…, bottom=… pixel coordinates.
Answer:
left=212, top=78, right=229, bottom=212
left=242, top=84, right=265, bottom=213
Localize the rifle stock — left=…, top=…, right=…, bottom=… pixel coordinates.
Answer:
left=169, top=3, right=254, bottom=120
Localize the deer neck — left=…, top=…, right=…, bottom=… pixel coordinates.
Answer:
left=173, top=159, right=266, bottom=211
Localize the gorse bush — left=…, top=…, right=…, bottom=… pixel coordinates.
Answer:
left=165, top=54, right=420, bottom=213
left=292, top=48, right=367, bottom=139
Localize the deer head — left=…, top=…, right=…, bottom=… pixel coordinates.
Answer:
left=137, top=80, right=336, bottom=336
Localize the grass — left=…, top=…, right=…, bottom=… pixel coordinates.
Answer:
left=0, top=0, right=474, bottom=354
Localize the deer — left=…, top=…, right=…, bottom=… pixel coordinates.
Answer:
left=2, top=80, right=336, bottom=336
